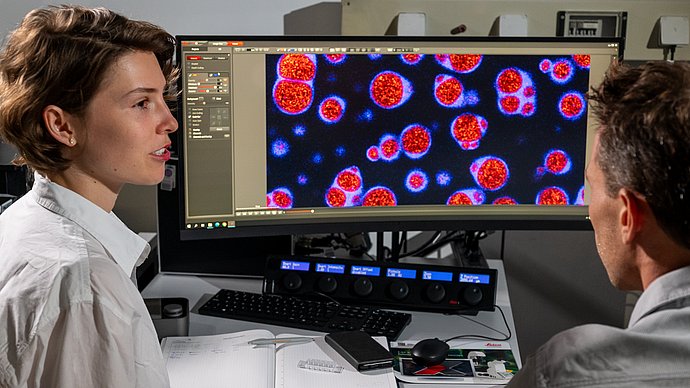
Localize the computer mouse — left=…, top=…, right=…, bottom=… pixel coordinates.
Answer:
left=411, top=338, right=450, bottom=366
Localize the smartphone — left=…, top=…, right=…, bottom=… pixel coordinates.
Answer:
left=324, top=330, right=394, bottom=371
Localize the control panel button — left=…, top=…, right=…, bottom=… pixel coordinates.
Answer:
left=317, top=275, right=338, bottom=294
left=388, top=280, right=409, bottom=300
left=282, top=272, right=302, bottom=291
left=425, top=283, right=446, bottom=303
left=461, top=285, right=483, bottom=306
left=353, top=277, right=374, bottom=297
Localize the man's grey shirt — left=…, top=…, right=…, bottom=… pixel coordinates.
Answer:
left=509, top=265, right=690, bottom=387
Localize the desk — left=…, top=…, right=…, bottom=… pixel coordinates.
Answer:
left=142, top=259, right=521, bottom=387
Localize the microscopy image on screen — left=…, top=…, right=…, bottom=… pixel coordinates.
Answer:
left=265, top=53, right=591, bottom=209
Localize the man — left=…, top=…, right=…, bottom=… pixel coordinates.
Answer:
left=508, top=61, right=690, bottom=387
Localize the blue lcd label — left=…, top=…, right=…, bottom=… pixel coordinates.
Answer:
left=315, top=263, right=345, bottom=274
left=351, top=265, right=381, bottom=276
left=422, top=270, right=453, bottom=282
left=386, top=268, right=417, bottom=279
left=280, top=260, right=310, bottom=271
left=459, top=272, right=491, bottom=284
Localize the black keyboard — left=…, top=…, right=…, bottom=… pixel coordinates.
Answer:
left=198, top=289, right=412, bottom=341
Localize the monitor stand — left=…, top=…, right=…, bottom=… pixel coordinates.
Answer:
left=376, top=230, right=489, bottom=268
left=450, top=230, right=489, bottom=268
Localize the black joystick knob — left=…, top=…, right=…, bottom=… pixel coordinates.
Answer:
left=317, top=275, right=338, bottom=294
left=353, top=277, right=373, bottom=297
left=425, top=283, right=446, bottom=303
left=388, top=280, right=409, bottom=300
left=282, top=272, right=302, bottom=291
left=163, top=303, right=184, bottom=318
left=462, top=285, right=483, bottom=306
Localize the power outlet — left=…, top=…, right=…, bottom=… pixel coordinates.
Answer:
left=659, top=16, right=689, bottom=46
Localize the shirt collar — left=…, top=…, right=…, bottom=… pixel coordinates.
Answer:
left=628, top=264, right=690, bottom=327
left=30, top=172, right=150, bottom=276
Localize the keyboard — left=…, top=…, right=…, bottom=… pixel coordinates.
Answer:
left=198, top=289, right=412, bottom=341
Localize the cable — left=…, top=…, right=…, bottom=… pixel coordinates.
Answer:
left=441, top=305, right=512, bottom=343
left=397, top=230, right=444, bottom=259
left=420, top=230, right=464, bottom=254
left=303, top=290, right=341, bottom=305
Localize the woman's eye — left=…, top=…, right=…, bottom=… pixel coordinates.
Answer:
left=136, top=99, right=150, bottom=109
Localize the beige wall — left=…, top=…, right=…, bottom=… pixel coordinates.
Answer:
left=341, top=0, right=690, bottom=60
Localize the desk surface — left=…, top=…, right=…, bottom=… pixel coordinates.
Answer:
left=142, top=259, right=520, bottom=387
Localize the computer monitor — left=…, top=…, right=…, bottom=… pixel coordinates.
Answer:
left=157, top=35, right=622, bottom=276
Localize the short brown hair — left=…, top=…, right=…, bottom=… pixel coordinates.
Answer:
left=0, top=5, right=177, bottom=173
left=588, top=61, right=690, bottom=249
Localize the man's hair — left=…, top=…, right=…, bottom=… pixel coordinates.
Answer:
left=588, top=61, right=690, bottom=249
left=0, top=5, right=177, bottom=173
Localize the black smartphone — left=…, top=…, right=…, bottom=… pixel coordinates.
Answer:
left=324, top=330, right=394, bottom=371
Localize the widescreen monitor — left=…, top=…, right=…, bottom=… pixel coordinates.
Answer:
left=157, top=35, right=622, bottom=275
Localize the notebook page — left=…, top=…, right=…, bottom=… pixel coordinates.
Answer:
left=275, top=334, right=396, bottom=388
left=162, top=329, right=275, bottom=388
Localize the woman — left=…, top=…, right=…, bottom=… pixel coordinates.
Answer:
left=0, top=5, right=177, bottom=387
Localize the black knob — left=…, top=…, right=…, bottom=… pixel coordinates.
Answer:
left=317, top=275, right=338, bottom=294
left=425, top=283, right=446, bottom=303
left=352, top=277, right=373, bottom=297
left=163, top=303, right=184, bottom=318
left=462, top=285, right=483, bottom=306
left=388, top=280, right=409, bottom=300
left=282, top=272, right=302, bottom=291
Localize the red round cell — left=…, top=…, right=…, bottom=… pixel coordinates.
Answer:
left=449, top=54, right=482, bottom=72
left=407, top=172, right=427, bottom=190
left=371, top=72, right=404, bottom=108
left=523, top=86, right=535, bottom=98
left=326, top=187, right=347, bottom=207
left=500, top=96, right=520, bottom=113
left=336, top=170, right=362, bottom=192
left=552, top=61, right=572, bottom=81
left=326, top=54, right=345, bottom=63
left=367, top=146, right=380, bottom=161
left=401, top=125, right=431, bottom=155
left=274, top=80, right=313, bottom=114
left=497, top=68, right=523, bottom=93
left=560, top=93, right=584, bottom=118
left=546, top=151, right=568, bottom=173
left=493, top=196, right=517, bottom=205
left=380, top=138, right=400, bottom=159
left=402, top=54, right=421, bottom=63
left=452, top=113, right=484, bottom=142
left=522, top=103, right=535, bottom=116
left=278, top=54, right=316, bottom=81
left=435, top=76, right=463, bottom=105
left=447, top=192, right=472, bottom=205
left=540, top=60, right=552, bottom=72
left=362, top=187, right=397, bottom=207
left=320, top=97, right=343, bottom=122
left=572, top=54, right=591, bottom=68
left=477, top=159, right=508, bottom=191
left=272, top=190, right=293, bottom=209
left=538, top=187, right=569, bottom=205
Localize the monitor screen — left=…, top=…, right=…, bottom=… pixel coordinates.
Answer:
left=157, top=35, right=622, bottom=275
left=171, top=36, right=621, bottom=238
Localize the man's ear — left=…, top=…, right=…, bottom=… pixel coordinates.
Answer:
left=618, top=188, right=645, bottom=244
left=43, top=105, right=77, bottom=147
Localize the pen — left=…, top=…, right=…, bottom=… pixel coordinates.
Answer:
left=248, top=337, right=315, bottom=346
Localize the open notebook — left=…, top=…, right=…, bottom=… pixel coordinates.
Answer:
left=161, top=329, right=397, bottom=388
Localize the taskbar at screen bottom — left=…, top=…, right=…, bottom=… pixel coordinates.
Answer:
left=180, top=208, right=592, bottom=240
